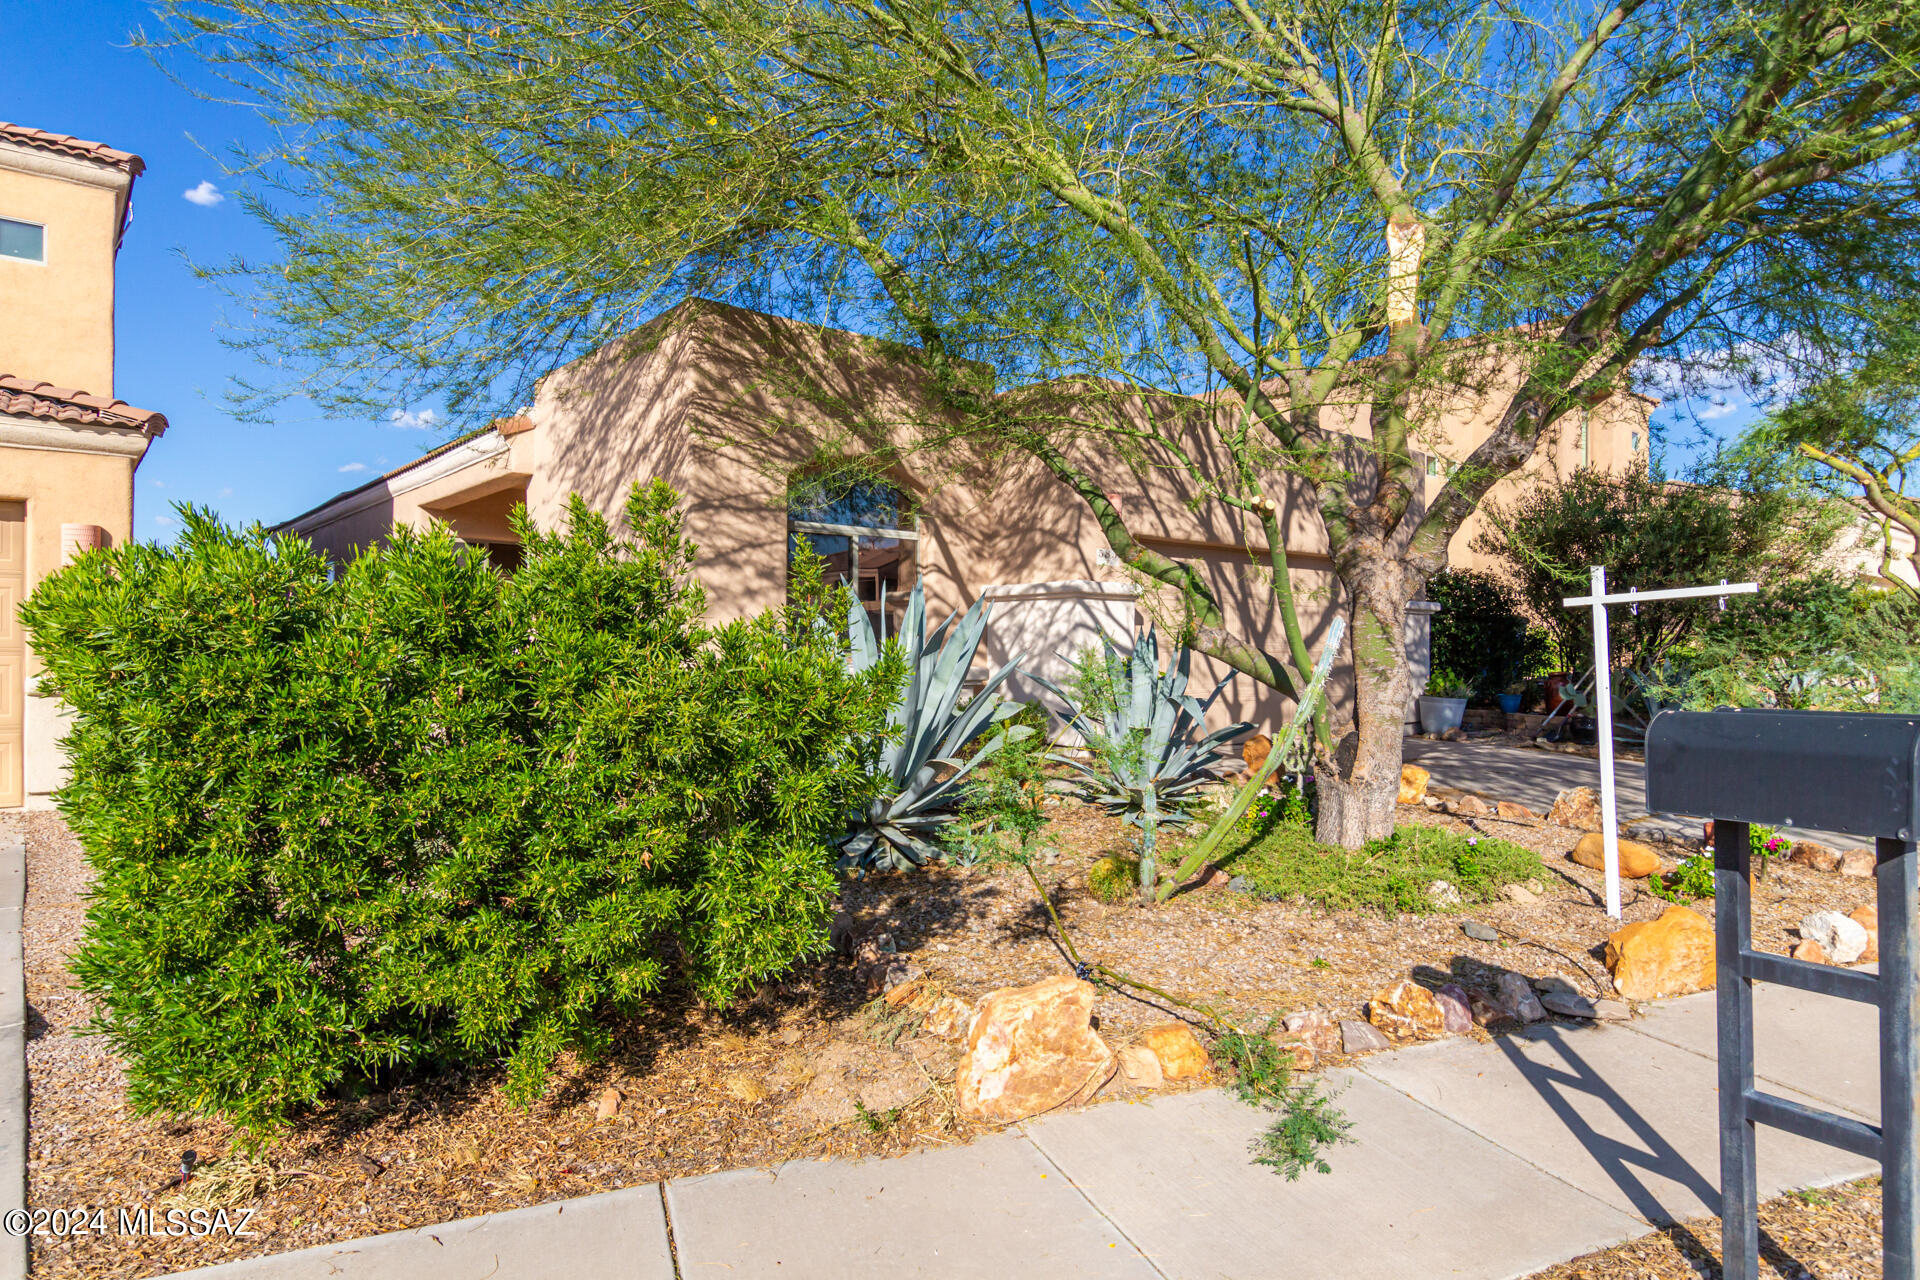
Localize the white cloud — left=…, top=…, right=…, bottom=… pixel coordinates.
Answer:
left=149, top=478, right=165, bottom=488
left=389, top=407, right=440, bottom=430
left=153, top=515, right=177, bottom=528
left=183, top=180, right=224, bottom=207
left=218, top=487, right=233, bottom=498
left=339, top=462, right=368, bottom=474
left=1696, top=399, right=1739, bottom=421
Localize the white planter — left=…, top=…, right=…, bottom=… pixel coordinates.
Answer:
left=1417, top=695, right=1468, bottom=735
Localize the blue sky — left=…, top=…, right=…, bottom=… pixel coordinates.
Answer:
left=9, top=0, right=458, bottom=542
left=11, top=1, right=1759, bottom=545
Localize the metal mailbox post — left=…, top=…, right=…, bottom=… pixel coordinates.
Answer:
left=1646, top=708, right=1920, bottom=1280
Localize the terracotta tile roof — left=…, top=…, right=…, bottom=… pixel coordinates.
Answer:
left=0, top=376, right=168, bottom=436
left=0, top=123, right=145, bottom=176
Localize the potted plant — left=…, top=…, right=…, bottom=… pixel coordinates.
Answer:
left=1496, top=680, right=1525, bottom=714
left=1417, top=669, right=1472, bottom=734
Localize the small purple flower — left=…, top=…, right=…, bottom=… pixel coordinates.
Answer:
left=1467, top=837, right=1479, bottom=846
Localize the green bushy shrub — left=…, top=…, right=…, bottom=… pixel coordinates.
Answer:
left=20, top=482, right=900, bottom=1133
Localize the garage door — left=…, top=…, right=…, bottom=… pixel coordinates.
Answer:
left=0, top=501, right=22, bottom=807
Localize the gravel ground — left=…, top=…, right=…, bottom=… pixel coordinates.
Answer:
left=1529, top=1176, right=1883, bottom=1279
left=19, top=798, right=1878, bottom=1277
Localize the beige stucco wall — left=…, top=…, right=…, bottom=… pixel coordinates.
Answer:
left=0, top=143, right=130, bottom=396
left=1, top=418, right=147, bottom=804
left=282, top=300, right=1653, bottom=740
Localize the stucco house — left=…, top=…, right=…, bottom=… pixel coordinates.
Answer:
left=1, top=123, right=168, bottom=809
left=283, top=299, right=1650, bottom=732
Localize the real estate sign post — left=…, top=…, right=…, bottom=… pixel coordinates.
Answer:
left=1562, top=568, right=1757, bottom=918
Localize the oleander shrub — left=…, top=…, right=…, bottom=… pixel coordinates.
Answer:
left=20, top=481, right=901, bottom=1133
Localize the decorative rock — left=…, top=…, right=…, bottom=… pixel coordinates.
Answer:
left=1428, top=879, right=1465, bottom=907
left=1605, top=905, right=1716, bottom=1000
left=1800, top=910, right=1870, bottom=965
left=1495, top=971, right=1547, bottom=1023
left=1339, top=1020, right=1391, bottom=1054
left=1228, top=875, right=1251, bottom=893
left=1790, top=939, right=1829, bottom=965
left=1138, top=1022, right=1211, bottom=1080
left=1269, top=1037, right=1316, bottom=1072
left=920, top=996, right=976, bottom=1041
left=1503, top=883, right=1540, bottom=906
left=1548, top=786, right=1604, bottom=831
left=1851, top=906, right=1879, bottom=964
left=884, top=975, right=929, bottom=1008
left=1115, top=1043, right=1163, bottom=1091
left=1788, top=841, right=1842, bottom=873
left=1593, top=999, right=1631, bottom=1021
left=1440, top=726, right=1469, bottom=742
left=1434, top=983, right=1474, bottom=1035
left=1283, top=1009, right=1342, bottom=1056
left=1447, top=793, right=1493, bottom=818
left=954, top=976, right=1116, bottom=1122
left=595, top=1087, right=623, bottom=1120
left=1242, top=733, right=1273, bottom=776
left=1462, top=920, right=1499, bottom=943
left=1541, top=989, right=1597, bottom=1019
left=1368, top=979, right=1449, bottom=1039
left=1570, top=832, right=1661, bottom=879
left=1839, top=848, right=1875, bottom=878
left=1468, top=990, right=1510, bottom=1027
left=1184, top=863, right=1232, bottom=892
left=1496, top=800, right=1539, bottom=821
left=1422, top=795, right=1445, bottom=810
left=1398, top=763, right=1431, bottom=805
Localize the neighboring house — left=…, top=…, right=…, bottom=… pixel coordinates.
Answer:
left=283, top=299, right=1650, bottom=733
left=0, top=123, right=167, bottom=809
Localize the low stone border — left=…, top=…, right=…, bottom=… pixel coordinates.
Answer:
left=1, top=840, right=25, bottom=1280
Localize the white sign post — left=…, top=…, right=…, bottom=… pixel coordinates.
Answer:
left=1562, top=568, right=1758, bottom=918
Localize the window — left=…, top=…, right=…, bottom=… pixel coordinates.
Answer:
left=0, top=217, right=45, bottom=264
left=1631, top=431, right=1642, bottom=453
left=1425, top=456, right=1440, bottom=477
left=788, top=478, right=919, bottom=635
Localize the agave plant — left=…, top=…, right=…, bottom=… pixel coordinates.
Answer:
left=1046, top=629, right=1251, bottom=895
left=840, top=581, right=1031, bottom=872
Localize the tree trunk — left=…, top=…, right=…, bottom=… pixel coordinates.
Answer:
left=1314, top=571, right=1412, bottom=847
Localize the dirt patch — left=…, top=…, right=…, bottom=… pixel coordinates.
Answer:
left=1528, top=1176, right=1882, bottom=1279
left=21, top=800, right=1873, bottom=1276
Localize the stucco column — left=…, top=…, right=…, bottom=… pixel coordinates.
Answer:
left=1404, top=599, right=1441, bottom=733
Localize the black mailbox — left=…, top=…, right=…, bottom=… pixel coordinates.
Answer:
left=1645, top=708, right=1920, bottom=840
left=1644, top=706, right=1918, bottom=1280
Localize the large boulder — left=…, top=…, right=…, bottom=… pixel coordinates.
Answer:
left=1282, top=1009, right=1343, bottom=1057
left=1570, top=832, right=1661, bottom=880
left=955, top=977, right=1115, bottom=1121
left=1496, top=800, right=1539, bottom=821
left=1368, top=979, right=1449, bottom=1039
left=1495, top=971, right=1546, bottom=1023
left=1801, top=911, right=1870, bottom=965
left=1605, top=905, right=1716, bottom=1000
left=1398, top=764, right=1431, bottom=805
left=1839, top=848, right=1875, bottom=879
left=1547, top=786, right=1604, bottom=831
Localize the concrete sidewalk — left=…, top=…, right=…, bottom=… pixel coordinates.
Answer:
left=169, top=984, right=1880, bottom=1280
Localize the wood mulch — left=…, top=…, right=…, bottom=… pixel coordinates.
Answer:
left=1529, top=1176, right=1884, bottom=1279
left=12, top=795, right=1878, bottom=1277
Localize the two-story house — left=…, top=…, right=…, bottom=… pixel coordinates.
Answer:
left=0, top=122, right=168, bottom=809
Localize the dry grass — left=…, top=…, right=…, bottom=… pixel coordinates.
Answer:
left=16, top=797, right=1877, bottom=1277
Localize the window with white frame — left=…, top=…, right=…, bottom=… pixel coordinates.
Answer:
left=788, top=478, right=919, bottom=634
left=0, top=217, right=45, bottom=264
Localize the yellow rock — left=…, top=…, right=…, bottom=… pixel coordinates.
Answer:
left=1138, top=1022, right=1211, bottom=1080
left=1399, top=764, right=1430, bottom=805
left=1571, top=832, right=1661, bottom=879
left=1367, top=979, right=1448, bottom=1039
left=1605, top=905, right=1716, bottom=1000
left=1852, top=905, right=1879, bottom=964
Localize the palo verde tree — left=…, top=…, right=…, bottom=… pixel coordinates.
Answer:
left=156, top=0, right=1920, bottom=844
